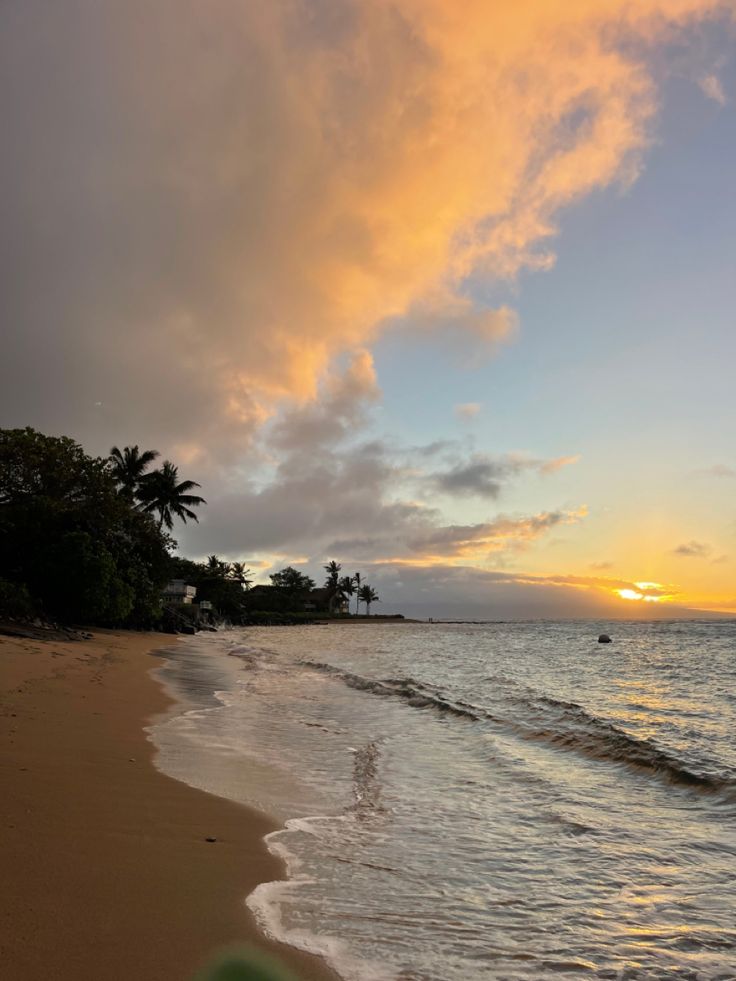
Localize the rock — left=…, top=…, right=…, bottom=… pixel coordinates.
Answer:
left=205, top=836, right=217, bottom=843
left=598, top=634, right=612, bottom=644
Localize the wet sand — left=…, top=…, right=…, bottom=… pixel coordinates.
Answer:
left=0, top=629, right=338, bottom=981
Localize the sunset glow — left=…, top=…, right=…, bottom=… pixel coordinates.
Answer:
left=617, top=589, right=663, bottom=604
left=2, top=9, right=736, bottom=981
left=0, top=0, right=733, bottom=617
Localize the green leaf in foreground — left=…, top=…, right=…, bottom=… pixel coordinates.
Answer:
left=194, top=947, right=297, bottom=981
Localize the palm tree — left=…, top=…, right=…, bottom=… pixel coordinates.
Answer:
left=137, top=460, right=206, bottom=530
left=358, top=584, right=379, bottom=616
left=206, top=554, right=229, bottom=578
left=109, top=445, right=159, bottom=500
left=230, top=562, right=253, bottom=590
left=353, top=572, right=363, bottom=614
left=338, top=575, right=355, bottom=613
left=324, top=560, right=342, bottom=614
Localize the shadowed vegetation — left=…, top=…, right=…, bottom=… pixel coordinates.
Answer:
left=0, top=428, right=204, bottom=626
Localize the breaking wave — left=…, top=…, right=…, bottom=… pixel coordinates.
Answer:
left=302, top=660, right=736, bottom=796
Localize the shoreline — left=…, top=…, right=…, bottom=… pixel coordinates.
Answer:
left=0, top=628, right=339, bottom=981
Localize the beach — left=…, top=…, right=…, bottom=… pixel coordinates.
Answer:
left=0, top=629, right=337, bottom=981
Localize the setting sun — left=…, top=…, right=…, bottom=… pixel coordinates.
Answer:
left=617, top=588, right=662, bottom=603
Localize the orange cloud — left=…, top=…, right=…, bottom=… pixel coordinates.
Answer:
left=406, top=507, right=588, bottom=561
left=2, top=1, right=730, bottom=458
left=540, top=455, right=582, bottom=474
left=201, top=0, right=731, bottom=417
left=454, top=403, right=482, bottom=420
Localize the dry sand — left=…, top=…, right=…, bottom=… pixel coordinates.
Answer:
left=0, top=629, right=339, bottom=981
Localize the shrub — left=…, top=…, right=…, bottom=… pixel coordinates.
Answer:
left=0, top=578, right=35, bottom=619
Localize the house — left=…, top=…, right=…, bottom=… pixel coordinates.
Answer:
left=162, top=579, right=197, bottom=605
left=304, top=587, right=350, bottom=614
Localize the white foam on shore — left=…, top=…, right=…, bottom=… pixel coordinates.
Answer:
left=247, top=819, right=397, bottom=981
left=146, top=635, right=392, bottom=981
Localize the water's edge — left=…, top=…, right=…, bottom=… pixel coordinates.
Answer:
left=143, top=635, right=363, bottom=981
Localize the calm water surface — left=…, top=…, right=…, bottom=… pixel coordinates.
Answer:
left=150, top=621, right=736, bottom=980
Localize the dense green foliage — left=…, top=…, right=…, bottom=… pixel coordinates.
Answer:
left=0, top=428, right=386, bottom=627
left=166, top=554, right=252, bottom=621
left=0, top=428, right=173, bottom=625
left=269, top=566, right=316, bottom=596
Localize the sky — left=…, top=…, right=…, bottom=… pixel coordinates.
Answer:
left=1, top=0, right=734, bottom=617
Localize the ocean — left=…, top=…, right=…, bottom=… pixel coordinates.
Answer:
left=149, top=620, right=736, bottom=980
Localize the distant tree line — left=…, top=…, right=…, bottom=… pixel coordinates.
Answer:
left=188, top=558, right=381, bottom=622
left=320, top=560, right=379, bottom=615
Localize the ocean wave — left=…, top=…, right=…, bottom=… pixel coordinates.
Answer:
left=301, top=660, right=736, bottom=796
left=303, top=662, right=483, bottom=721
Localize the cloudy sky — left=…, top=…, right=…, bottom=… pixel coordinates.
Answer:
left=2, top=0, right=734, bottom=616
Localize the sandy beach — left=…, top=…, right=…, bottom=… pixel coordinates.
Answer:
left=0, top=629, right=338, bottom=981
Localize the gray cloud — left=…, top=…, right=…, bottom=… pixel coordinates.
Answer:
left=169, top=347, right=586, bottom=565
left=430, top=453, right=579, bottom=499
left=269, top=352, right=380, bottom=455
left=673, top=540, right=712, bottom=558
left=406, top=510, right=584, bottom=557
left=179, top=370, right=584, bottom=566
left=180, top=422, right=439, bottom=560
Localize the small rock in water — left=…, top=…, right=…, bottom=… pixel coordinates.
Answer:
left=205, top=836, right=217, bottom=843
left=598, top=634, right=612, bottom=644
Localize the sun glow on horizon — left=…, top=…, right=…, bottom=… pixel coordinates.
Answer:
left=615, top=581, right=673, bottom=603
left=617, top=588, right=662, bottom=602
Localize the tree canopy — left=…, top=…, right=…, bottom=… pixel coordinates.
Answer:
left=270, top=566, right=315, bottom=596
left=0, top=428, right=192, bottom=626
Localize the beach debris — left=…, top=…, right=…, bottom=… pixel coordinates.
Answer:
left=598, top=634, right=612, bottom=644
left=205, top=836, right=217, bottom=843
